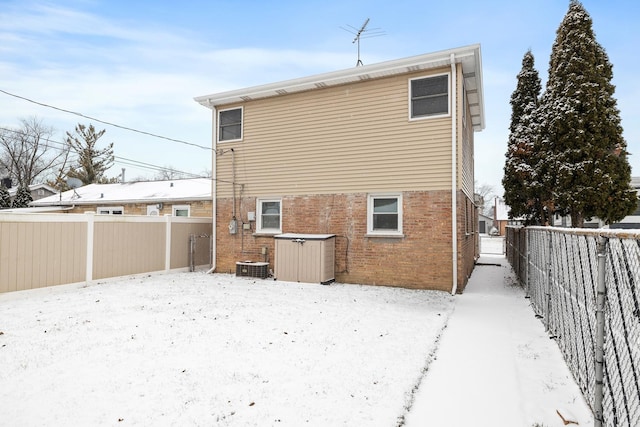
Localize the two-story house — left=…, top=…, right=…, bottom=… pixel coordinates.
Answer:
left=195, top=44, right=485, bottom=293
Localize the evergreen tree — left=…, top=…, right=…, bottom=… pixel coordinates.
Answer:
left=540, top=0, right=635, bottom=227
left=0, top=184, right=10, bottom=209
left=11, top=185, right=32, bottom=208
left=503, top=50, right=543, bottom=224
left=65, top=123, right=114, bottom=185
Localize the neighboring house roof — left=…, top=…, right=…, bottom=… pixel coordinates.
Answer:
left=30, top=178, right=212, bottom=207
left=195, top=44, right=485, bottom=131
left=8, top=183, right=57, bottom=198
left=479, top=213, right=493, bottom=222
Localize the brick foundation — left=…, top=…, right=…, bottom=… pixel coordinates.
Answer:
left=215, top=191, right=476, bottom=292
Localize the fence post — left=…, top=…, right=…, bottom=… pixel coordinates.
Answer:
left=545, top=230, right=553, bottom=332
left=594, top=236, right=607, bottom=427
left=165, top=214, right=172, bottom=271
left=524, top=228, right=529, bottom=297
left=85, top=212, right=95, bottom=283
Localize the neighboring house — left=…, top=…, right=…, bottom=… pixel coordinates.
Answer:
left=545, top=177, right=640, bottom=228
left=30, top=178, right=212, bottom=217
left=195, top=44, right=485, bottom=293
left=598, top=176, right=640, bottom=229
left=5, top=182, right=57, bottom=203
left=492, top=197, right=510, bottom=235
left=478, top=213, right=494, bottom=235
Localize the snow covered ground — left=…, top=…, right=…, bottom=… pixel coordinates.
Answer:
left=0, top=242, right=594, bottom=426
left=404, top=255, right=594, bottom=427
left=0, top=272, right=454, bottom=426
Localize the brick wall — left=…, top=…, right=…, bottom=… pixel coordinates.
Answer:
left=215, top=190, right=475, bottom=292
left=65, top=200, right=212, bottom=217
left=456, top=193, right=479, bottom=293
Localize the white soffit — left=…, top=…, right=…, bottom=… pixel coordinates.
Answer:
left=195, top=44, right=485, bottom=131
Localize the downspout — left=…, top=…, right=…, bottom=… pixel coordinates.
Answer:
left=207, top=104, right=218, bottom=274
left=450, top=53, right=458, bottom=295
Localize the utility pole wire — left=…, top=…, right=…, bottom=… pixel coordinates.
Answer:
left=0, top=89, right=212, bottom=151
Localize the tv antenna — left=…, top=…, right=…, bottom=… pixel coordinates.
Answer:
left=341, top=18, right=385, bottom=66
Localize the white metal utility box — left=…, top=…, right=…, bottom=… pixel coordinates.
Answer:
left=274, top=233, right=336, bottom=284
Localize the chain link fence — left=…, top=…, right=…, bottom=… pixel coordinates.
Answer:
left=506, top=226, right=640, bottom=427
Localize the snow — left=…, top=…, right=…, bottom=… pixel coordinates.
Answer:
left=403, top=255, right=594, bottom=427
left=0, top=247, right=594, bottom=426
left=30, top=177, right=211, bottom=206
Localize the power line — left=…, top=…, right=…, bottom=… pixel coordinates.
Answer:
left=0, top=88, right=212, bottom=151
left=0, top=125, right=207, bottom=179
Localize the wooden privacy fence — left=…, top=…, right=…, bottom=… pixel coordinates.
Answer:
left=0, top=213, right=212, bottom=293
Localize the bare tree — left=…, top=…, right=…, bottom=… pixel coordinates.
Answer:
left=0, top=117, right=70, bottom=187
left=154, top=165, right=189, bottom=181
left=474, top=181, right=495, bottom=214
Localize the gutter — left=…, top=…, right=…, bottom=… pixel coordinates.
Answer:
left=450, top=53, right=458, bottom=295
left=206, top=105, right=218, bottom=274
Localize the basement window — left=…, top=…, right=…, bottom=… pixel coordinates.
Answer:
left=409, top=74, right=449, bottom=119
left=367, top=194, right=403, bottom=237
left=218, top=107, right=243, bottom=142
left=256, top=198, right=282, bottom=234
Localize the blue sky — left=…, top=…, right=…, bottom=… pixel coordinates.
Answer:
left=1, top=0, right=638, bottom=196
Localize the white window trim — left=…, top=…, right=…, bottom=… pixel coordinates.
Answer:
left=408, top=72, right=451, bottom=122
left=172, top=204, right=190, bottom=217
left=366, top=193, right=403, bottom=237
left=97, top=206, right=124, bottom=215
left=256, top=197, right=282, bottom=235
left=217, top=106, right=243, bottom=143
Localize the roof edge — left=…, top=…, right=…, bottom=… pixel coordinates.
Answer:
left=194, top=44, right=483, bottom=113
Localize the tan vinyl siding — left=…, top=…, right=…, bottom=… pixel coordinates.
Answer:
left=215, top=68, right=454, bottom=198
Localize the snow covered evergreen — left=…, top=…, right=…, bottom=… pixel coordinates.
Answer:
left=503, top=50, right=543, bottom=224
left=11, top=185, right=33, bottom=208
left=539, top=0, right=635, bottom=226
left=0, top=184, right=10, bottom=209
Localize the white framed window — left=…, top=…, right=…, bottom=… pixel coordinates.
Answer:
left=97, top=206, right=124, bottom=215
left=409, top=73, right=449, bottom=120
left=218, top=107, right=243, bottom=142
left=256, top=198, right=281, bottom=234
left=172, top=205, right=190, bottom=217
left=367, top=193, right=403, bottom=236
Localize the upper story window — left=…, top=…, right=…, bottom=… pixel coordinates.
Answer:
left=367, top=193, right=403, bottom=237
left=256, top=198, right=282, bottom=234
left=218, top=107, right=243, bottom=142
left=410, top=74, right=449, bottom=119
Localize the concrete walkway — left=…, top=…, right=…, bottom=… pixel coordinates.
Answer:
left=403, top=254, right=595, bottom=427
